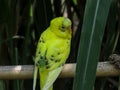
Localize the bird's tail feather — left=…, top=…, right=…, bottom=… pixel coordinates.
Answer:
left=39, top=66, right=62, bottom=90
left=33, top=66, right=38, bottom=90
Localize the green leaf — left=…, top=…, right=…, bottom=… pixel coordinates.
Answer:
left=73, top=0, right=112, bottom=90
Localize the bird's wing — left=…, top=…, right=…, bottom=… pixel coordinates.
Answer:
left=33, top=32, right=48, bottom=90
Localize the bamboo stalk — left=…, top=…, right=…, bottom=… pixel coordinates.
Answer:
left=0, top=62, right=120, bottom=79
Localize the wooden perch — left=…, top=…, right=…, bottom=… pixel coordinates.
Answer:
left=0, top=62, right=120, bottom=79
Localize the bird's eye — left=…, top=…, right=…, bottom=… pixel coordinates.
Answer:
left=59, top=25, right=66, bottom=32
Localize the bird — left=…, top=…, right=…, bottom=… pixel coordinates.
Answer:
left=33, top=17, right=72, bottom=90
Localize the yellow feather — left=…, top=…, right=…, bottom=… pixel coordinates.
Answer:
left=33, top=17, right=72, bottom=90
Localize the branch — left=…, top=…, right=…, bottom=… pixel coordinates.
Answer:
left=0, top=62, right=120, bottom=79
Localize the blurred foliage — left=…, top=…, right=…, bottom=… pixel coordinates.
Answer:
left=0, top=0, right=119, bottom=90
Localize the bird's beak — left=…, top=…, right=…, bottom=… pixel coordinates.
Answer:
left=63, top=17, right=72, bottom=34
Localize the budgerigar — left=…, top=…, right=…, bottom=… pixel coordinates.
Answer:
left=33, top=17, right=72, bottom=90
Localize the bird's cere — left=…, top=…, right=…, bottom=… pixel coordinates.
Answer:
left=63, top=18, right=72, bottom=28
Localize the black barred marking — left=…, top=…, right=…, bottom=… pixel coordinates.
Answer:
left=50, top=55, right=54, bottom=61
left=46, top=65, right=50, bottom=69
left=42, top=40, right=45, bottom=43
left=50, top=58, right=54, bottom=61
left=39, top=37, right=45, bottom=43
left=45, top=60, right=49, bottom=65
left=45, top=60, right=50, bottom=69
left=40, top=56, right=43, bottom=59
left=57, top=52, right=60, bottom=55
left=51, top=55, right=54, bottom=57
left=55, top=59, right=60, bottom=63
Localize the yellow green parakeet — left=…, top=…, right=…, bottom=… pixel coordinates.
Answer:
left=33, top=17, right=72, bottom=90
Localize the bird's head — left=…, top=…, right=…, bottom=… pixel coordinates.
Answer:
left=50, top=17, right=72, bottom=39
